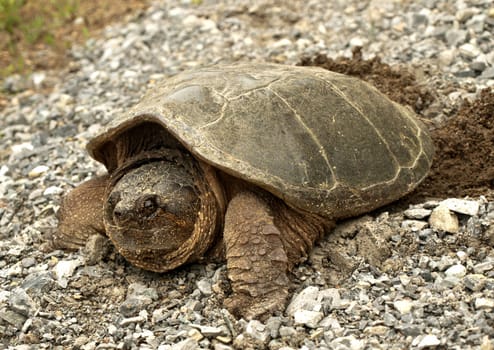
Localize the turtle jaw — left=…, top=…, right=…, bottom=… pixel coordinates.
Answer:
left=105, top=224, right=193, bottom=272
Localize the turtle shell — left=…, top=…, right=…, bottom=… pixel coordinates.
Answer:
left=87, top=63, right=433, bottom=219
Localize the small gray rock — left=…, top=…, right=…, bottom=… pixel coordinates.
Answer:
left=473, top=261, right=494, bottom=274
left=196, top=278, right=213, bottom=296
left=464, top=274, right=487, bottom=291
left=440, top=198, right=480, bottom=216
left=119, top=283, right=158, bottom=317
left=83, top=234, right=110, bottom=265
left=480, top=67, right=494, bottom=79
left=8, top=288, right=38, bottom=317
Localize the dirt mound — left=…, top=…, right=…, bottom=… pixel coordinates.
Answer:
left=299, top=47, right=434, bottom=114
left=423, top=88, right=494, bottom=198
left=300, top=49, right=494, bottom=199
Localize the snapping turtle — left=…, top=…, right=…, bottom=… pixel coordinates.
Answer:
left=55, top=63, right=433, bottom=319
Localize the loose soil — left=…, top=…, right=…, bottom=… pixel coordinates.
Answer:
left=300, top=48, right=494, bottom=200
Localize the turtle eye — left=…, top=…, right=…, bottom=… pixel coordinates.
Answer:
left=108, top=191, right=121, bottom=207
left=139, top=195, right=159, bottom=217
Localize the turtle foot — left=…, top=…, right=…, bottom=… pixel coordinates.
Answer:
left=225, top=288, right=289, bottom=321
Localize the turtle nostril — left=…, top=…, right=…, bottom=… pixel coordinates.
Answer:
left=113, top=207, right=126, bottom=222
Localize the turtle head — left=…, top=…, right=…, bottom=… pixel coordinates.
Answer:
left=104, top=154, right=219, bottom=272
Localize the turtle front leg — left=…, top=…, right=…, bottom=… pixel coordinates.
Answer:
left=53, top=175, right=109, bottom=250
left=223, top=191, right=290, bottom=320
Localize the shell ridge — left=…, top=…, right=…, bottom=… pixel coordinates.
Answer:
left=266, top=86, right=337, bottom=188
left=314, top=74, right=402, bottom=178
left=227, top=76, right=282, bottom=101
left=198, top=88, right=230, bottom=130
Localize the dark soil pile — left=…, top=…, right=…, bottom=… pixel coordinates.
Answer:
left=299, top=48, right=434, bottom=114
left=300, top=49, right=494, bottom=199
left=423, top=88, right=494, bottom=198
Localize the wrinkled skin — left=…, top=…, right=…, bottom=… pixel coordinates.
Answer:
left=106, top=161, right=201, bottom=266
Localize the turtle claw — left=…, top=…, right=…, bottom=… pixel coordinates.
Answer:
left=225, top=289, right=288, bottom=321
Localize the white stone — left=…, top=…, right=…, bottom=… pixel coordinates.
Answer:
left=475, top=298, right=494, bottom=310
left=286, top=286, right=319, bottom=316
left=440, top=198, right=480, bottom=216
left=43, top=186, right=64, bottom=196
left=273, top=38, right=292, bottom=48
left=293, top=310, right=324, bottom=328
left=28, top=165, right=50, bottom=178
left=31, top=72, right=46, bottom=88
left=0, top=165, right=8, bottom=176
left=456, top=251, right=468, bottom=262
left=416, top=334, right=441, bottom=348
left=404, top=208, right=432, bottom=219
left=11, top=142, right=34, bottom=155
left=444, top=264, right=467, bottom=278
left=393, top=299, right=413, bottom=314
left=459, top=43, right=481, bottom=58
left=429, top=205, right=459, bottom=233
left=190, top=325, right=222, bottom=337
left=53, top=259, right=82, bottom=288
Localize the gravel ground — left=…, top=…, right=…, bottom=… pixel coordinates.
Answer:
left=1, top=0, right=494, bottom=349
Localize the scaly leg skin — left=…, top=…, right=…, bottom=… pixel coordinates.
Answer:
left=53, top=175, right=109, bottom=250
left=223, top=191, right=290, bottom=320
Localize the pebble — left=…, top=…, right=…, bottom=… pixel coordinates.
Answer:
left=415, top=334, right=441, bottom=348
left=473, top=261, right=494, bottom=274
left=404, top=208, right=432, bottom=219
left=475, top=298, right=494, bottom=310
left=83, top=234, right=111, bottom=265
left=429, top=205, right=459, bottom=233
left=327, top=336, right=365, bottom=350
left=463, top=274, right=487, bottom=291
left=393, top=299, right=413, bottom=314
left=53, top=259, right=83, bottom=288
left=8, top=288, right=37, bottom=317
left=286, top=286, right=319, bottom=315
left=119, top=283, right=158, bottom=317
left=402, top=220, right=429, bottom=231
left=196, top=278, right=213, bottom=296
left=245, top=320, right=269, bottom=343
left=363, top=325, right=389, bottom=336
left=190, top=325, right=224, bottom=337
left=440, top=198, right=480, bottom=216
left=444, top=264, right=467, bottom=278
left=293, top=310, right=324, bottom=328
left=28, top=165, right=50, bottom=178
